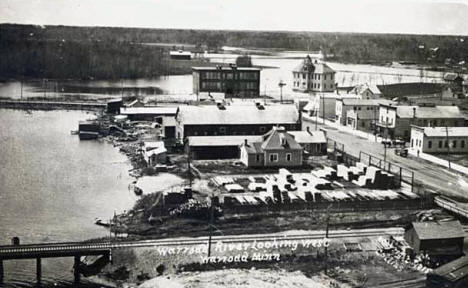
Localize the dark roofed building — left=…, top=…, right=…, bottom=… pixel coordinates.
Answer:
left=187, top=135, right=262, bottom=160
left=175, top=103, right=300, bottom=142
left=427, top=255, right=468, bottom=288
left=377, top=82, right=444, bottom=100
left=404, top=221, right=465, bottom=258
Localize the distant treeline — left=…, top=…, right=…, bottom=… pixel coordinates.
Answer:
left=1, top=24, right=467, bottom=80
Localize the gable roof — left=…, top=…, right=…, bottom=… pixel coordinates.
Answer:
left=261, top=127, right=302, bottom=150
left=289, top=131, right=326, bottom=144
left=411, top=221, right=465, bottom=240
left=177, top=104, right=299, bottom=125
left=395, top=105, right=463, bottom=119
left=350, top=83, right=382, bottom=95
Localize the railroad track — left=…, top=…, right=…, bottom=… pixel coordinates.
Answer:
left=0, top=227, right=403, bottom=256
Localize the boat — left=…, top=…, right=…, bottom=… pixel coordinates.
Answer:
left=79, top=131, right=99, bottom=140
left=94, top=219, right=111, bottom=227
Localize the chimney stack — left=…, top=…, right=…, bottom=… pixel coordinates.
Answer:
left=413, top=107, right=417, bottom=118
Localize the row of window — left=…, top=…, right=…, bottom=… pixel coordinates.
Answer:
left=268, top=153, right=292, bottom=162
left=293, top=81, right=335, bottom=90
left=353, top=106, right=375, bottom=111
left=294, top=73, right=334, bottom=81
left=380, top=116, right=394, bottom=126
left=201, top=71, right=259, bottom=80
left=414, top=139, right=467, bottom=149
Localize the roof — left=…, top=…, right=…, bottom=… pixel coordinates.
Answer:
left=177, top=104, right=299, bottom=125
left=340, top=98, right=392, bottom=106
left=260, top=127, right=302, bottom=150
left=289, top=131, right=326, bottom=144
left=411, top=221, right=465, bottom=240
left=350, top=83, right=381, bottom=95
left=444, top=72, right=463, bottom=81
left=431, top=255, right=468, bottom=282
left=120, top=106, right=178, bottom=115
left=394, top=105, right=463, bottom=119
left=188, top=135, right=262, bottom=147
left=243, top=142, right=264, bottom=154
left=293, top=57, right=335, bottom=74
left=143, top=141, right=166, bottom=156
left=377, top=82, right=444, bottom=98
left=192, top=66, right=260, bottom=71
left=417, top=126, right=468, bottom=138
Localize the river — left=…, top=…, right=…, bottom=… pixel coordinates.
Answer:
left=0, top=109, right=138, bottom=286
left=0, top=52, right=450, bottom=102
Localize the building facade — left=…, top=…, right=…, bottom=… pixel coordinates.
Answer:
left=175, top=103, right=300, bottom=142
left=335, top=98, right=392, bottom=128
left=377, top=104, right=465, bottom=140
left=192, top=65, right=260, bottom=97
left=410, top=126, right=468, bottom=154
left=239, top=127, right=303, bottom=167
left=292, top=56, right=336, bottom=93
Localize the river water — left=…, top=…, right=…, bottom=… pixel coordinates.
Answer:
left=0, top=52, right=449, bottom=102
left=0, top=109, right=138, bottom=286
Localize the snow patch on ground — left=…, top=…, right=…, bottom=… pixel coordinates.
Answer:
left=139, top=269, right=333, bottom=288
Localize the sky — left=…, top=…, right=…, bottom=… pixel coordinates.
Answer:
left=1, top=0, right=468, bottom=35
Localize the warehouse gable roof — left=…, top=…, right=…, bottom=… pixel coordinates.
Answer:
left=411, top=220, right=465, bottom=240
left=395, top=105, right=463, bottom=119
left=177, top=104, right=299, bottom=125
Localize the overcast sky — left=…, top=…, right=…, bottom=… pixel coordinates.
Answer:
left=1, top=0, right=468, bottom=35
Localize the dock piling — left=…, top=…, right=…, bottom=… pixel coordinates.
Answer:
left=74, top=255, right=81, bottom=285
left=36, top=257, right=42, bottom=286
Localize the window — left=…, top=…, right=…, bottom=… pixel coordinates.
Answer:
left=286, top=153, right=292, bottom=162
left=445, top=140, right=448, bottom=148
left=453, top=140, right=457, bottom=148
left=428, top=141, right=432, bottom=149
left=324, top=74, right=327, bottom=80
left=317, top=84, right=320, bottom=89
left=411, top=139, right=414, bottom=147
left=439, top=141, right=443, bottom=148
left=219, top=127, right=226, bottom=133
left=259, top=126, right=266, bottom=133
left=462, top=140, right=465, bottom=148
left=256, top=154, right=261, bottom=162
left=318, top=74, right=321, bottom=80
left=269, top=153, right=278, bottom=162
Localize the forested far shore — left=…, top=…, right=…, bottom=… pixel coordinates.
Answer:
left=1, top=23, right=467, bottom=80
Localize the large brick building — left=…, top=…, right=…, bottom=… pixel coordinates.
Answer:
left=175, top=102, right=300, bottom=143
left=192, top=65, right=261, bottom=97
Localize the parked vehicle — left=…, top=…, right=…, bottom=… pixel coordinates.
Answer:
left=394, top=148, right=408, bottom=157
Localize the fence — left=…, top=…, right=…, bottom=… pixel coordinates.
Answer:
left=359, top=151, right=415, bottom=191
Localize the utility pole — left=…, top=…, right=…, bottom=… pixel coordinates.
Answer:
left=278, top=81, right=286, bottom=104
left=315, top=96, right=318, bottom=131
left=187, top=142, right=192, bottom=188
left=322, top=93, right=325, bottom=124
left=207, top=196, right=215, bottom=257
left=324, top=204, right=332, bottom=275
left=446, top=126, right=451, bottom=170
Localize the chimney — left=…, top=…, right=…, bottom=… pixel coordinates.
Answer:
left=244, top=139, right=248, bottom=146
left=413, top=107, right=417, bottom=118
left=306, top=126, right=312, bottom=134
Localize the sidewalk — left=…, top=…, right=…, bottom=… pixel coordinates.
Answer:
left=302, top=114, right=382, bottom=143
left=408, top=148, right=468, bottom=176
